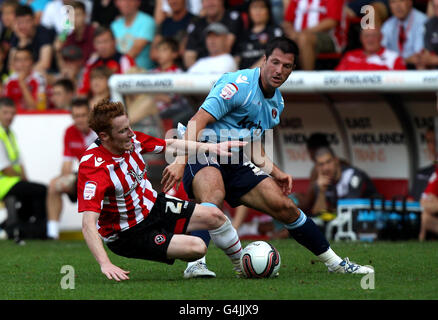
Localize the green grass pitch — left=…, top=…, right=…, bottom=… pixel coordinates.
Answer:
left=1, top=239, right=437, bottom=300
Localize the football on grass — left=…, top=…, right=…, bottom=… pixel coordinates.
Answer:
left=240, top=241, right=281, bottom=278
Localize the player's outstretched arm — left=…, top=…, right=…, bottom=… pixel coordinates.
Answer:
left=82, top=211, right=130, bottom=281
left=161, top=140, right=247, bottom=192
left=164, top=139, right=247, bottom=157
left=161, top=107, right=218, bottom=193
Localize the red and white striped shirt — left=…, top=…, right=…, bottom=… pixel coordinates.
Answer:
left=77, top=131, right=166, bottom=241
left=284, top=0, right=347, bottom=51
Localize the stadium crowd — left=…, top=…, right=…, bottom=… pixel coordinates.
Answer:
left=0, top=0, right=438, bottom=242
left=0, top=0, right=434, bottom=111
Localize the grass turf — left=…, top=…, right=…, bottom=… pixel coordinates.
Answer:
left=0, top=239, right=437, bottom=300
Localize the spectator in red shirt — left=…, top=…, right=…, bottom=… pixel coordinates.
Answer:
left=3, top=46, right=47, bottom=111
left=46, top=98, right=97, bottom=239
left=282, top=0, right=347, bottom=70
left=335, top=26, right=406, bottom=71
left=77, top=26, right=135, bottom=96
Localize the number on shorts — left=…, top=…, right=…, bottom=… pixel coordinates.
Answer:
left=165, top=200, right=182, bottom=214
left=243, top=161, right=264, bottom=176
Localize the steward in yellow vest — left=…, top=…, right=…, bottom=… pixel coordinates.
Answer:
left=0, top=97, right=47, bottom=240
left=0, top=124, right=22, bottom=200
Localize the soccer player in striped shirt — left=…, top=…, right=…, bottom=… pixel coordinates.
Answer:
left=78, top=100, right=245, bottom=281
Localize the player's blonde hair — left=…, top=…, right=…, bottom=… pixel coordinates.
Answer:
left=88, top=99, right=126, bottom=135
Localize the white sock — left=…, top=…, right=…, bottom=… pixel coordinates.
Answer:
left=187, top=256, right=206, bottom=268
left=209, top=217, right=242, bottom=261
left=47, top=220, right=59, bottom=239
left=317, top=247, right=343, bottom=267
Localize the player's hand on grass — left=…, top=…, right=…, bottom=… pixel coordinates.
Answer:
left=101, top=262, right=130, bottom=282
left=211, top=140, right=247, bottom=156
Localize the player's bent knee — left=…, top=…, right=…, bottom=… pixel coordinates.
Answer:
left=189, top=237, right=207, bottom=260
left=274, top=198, right=300, bottom=224
left=204, top=207, right=226, bottom=230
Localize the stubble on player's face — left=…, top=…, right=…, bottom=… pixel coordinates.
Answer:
left=261, top=48, right=295, bottom=91
left=108, top=115, right=135, bottom=154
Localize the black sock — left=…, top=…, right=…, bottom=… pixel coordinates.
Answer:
left=286, top=210, right=330, bottom=256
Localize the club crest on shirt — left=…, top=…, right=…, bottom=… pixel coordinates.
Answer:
left=272, top=108, right=278, bottom=119
left=220, top=83, right=238, bottom=100
left=123, top=167, right=147, bottom=196
left=154, top=234, right=166, bottom=245
left=84, top=181, right=97, bottom=200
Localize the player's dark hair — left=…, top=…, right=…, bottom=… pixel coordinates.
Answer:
left=89, top=99, right=126, bottom=135
left=0, top=97, right=15, bottom=109
left=54, top=78, right=75, bottom=93
left=15, top=4, right=34, bottom=17
left=265, top=36, right=299, bottom=59
left=71, top=97, right=90, bottom=110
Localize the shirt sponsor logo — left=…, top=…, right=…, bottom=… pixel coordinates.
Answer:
left=84, top=181, right=97, bottom=200
left=220, top=83, right=238, bottom=100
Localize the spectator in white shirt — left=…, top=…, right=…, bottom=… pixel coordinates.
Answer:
left=187, top=23, right=237, bottom=74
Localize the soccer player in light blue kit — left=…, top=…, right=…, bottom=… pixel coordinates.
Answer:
left=162, top=37, right=374, bottom=278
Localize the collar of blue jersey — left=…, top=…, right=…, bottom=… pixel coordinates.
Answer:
left=258, top=74, right=275, bottom=99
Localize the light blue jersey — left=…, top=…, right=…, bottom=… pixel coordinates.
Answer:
left=200, top=68, right=284, bottom=143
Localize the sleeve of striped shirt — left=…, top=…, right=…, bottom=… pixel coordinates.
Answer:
left=77, top=159, right=111, bottom=214
left=134, top=131, right=166, bottom=154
